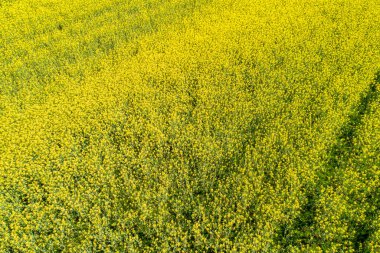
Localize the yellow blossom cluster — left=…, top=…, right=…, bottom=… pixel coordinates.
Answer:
left=0, top=0, right=379, bottom=251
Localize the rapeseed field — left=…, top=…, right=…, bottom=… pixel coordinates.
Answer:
left=0, top=0, right=379, bottom=251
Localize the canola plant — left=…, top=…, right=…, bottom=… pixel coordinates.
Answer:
left=0, top=0, right=379, bottom=252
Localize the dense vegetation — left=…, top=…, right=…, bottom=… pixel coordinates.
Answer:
left=0, top=0, right=379, bottom=251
